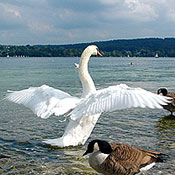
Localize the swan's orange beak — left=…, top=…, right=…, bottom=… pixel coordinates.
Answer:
left=97, top=49, right=103, bottom=56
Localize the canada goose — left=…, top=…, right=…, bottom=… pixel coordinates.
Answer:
left=83, top=140, right=165, bottom=175
left=157, top=88, right=175, bottom=115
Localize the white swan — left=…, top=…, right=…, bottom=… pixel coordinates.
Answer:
left=6, top=45, right=170, bottom=147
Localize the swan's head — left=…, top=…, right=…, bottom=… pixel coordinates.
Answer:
left=84, top=45, right=103, bottom=57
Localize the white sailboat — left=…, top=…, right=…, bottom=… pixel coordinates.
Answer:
left=155, top=53, right=159, bottom=58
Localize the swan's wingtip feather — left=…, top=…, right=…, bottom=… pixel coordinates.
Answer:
left=7, top=90, right=15, bottom=93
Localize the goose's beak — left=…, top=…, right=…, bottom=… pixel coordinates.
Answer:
left=97, top=49, right=103, bottom=57
left=83, top=149, right=90, bottom=156
left=83, top=151, right=88, bottom=156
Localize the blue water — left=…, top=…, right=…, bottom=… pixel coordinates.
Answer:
left=0, top=57, right=175, bottom=174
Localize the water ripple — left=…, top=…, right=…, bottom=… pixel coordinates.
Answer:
left=0, top=57, right=175, bottom=174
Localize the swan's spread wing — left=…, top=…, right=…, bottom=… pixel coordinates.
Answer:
left=70, top=84, right=170, bottom=120
left=6, top=85, right=79, bottom=119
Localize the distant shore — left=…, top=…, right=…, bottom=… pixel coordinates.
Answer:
left=1, top=38, right=175, bottom=57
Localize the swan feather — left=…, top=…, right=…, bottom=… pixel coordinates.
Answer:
left=6, top=85, right=79, bottom=119
left=70, top=84, right=170, bottom=120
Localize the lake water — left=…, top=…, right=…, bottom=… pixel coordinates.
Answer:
left=0, top=56, right=175, bottom=174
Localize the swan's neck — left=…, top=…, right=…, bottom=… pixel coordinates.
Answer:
left=79, top=51, right=96, bottom=98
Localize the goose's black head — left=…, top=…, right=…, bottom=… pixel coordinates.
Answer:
left=83, top=140, right=113, bottom=156
left=157, top=88, right=168, bottom=96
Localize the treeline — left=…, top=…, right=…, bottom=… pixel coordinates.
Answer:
left=1, top=38, right=175, bottom=57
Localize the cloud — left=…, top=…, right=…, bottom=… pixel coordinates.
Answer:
left=99, top=0, right=158, bottom=22
left=0, top=3, right=22, bottom=28
left=167, top=9, right=175, bottom=21
left=124, top=0, right=158, bottom=21
left=0, top=0, right=174, bottom=44
left=48, top=0, right=103, bottom=13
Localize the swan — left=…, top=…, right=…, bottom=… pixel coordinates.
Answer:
left=6, top=45, right=170, bottom=147
left=157, top=88, right=175, bottom=115
left=83, top=139, right=166, bottom=175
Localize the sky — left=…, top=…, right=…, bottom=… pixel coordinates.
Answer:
left=0, top=0, right=175, bottom=45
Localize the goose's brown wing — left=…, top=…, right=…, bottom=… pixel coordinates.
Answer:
left=101, top=143, right=158, bottom=175
left=162, top=93, right=175, bottom=113
left=167, top=93, right=175, bottom=105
